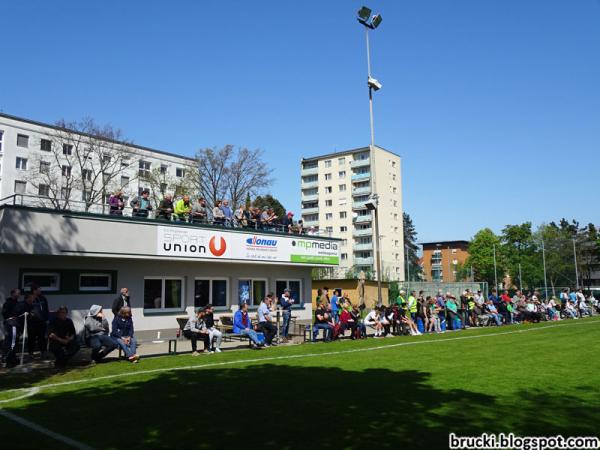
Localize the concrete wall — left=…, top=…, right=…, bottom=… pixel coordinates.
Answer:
left=0, top=254, right=313, bottom=332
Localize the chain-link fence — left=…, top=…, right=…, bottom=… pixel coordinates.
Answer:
left=396, top=281, right=488, bottom=300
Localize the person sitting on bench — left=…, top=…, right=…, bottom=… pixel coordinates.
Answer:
left=84, top=305, right=117, bottom=363
left=48, top=306, right=80, bottom=369
left=111, top=306, right=140, bottom=363
left=203, top=304, right=223, bottom=353
left=183, top=308, right=210, bottom=356
left=257, top=295, right=276, bottom=347
left=233, top=302, right=262, bottom=348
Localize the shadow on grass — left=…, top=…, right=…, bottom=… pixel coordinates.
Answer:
left=9, top=365, right=600, bottom=449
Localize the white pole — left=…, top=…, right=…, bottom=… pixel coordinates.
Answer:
left=20, top=313, right=28, bottom=366
left=573, top=238, right=579, bottom=289
left=542, top=239, right=549, bottom=300
left=493, top=244, right=498, bottom=292
left=518, top=263, right=523, bottom=291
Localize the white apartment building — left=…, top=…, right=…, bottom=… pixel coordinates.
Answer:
left=0, top=113, right=194, bottom=209
left=300, top=145, right=405, bottom=281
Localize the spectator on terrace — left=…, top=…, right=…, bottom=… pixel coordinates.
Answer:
left=234, top=204, right=249, bottom=228
left=296, top=219, right=305, bottom=234
left=307, top=226, right=317, bottom=236
left=48, top=306, right=80, bottom=368
left=192, top=197, right=209, bottom=223
left=213, top=200, right=225, bottom=226
left=183, top=308, right=210, bottom=355
left=111, top=306, right=140, bottom=362
left=313, top=301, right=333, bottom=342
left=233, top=302, right=262, bottom=348
left=84, top=305, right=117, bottom=363
left=130, top=189, right=153, bottom=218
left=261, top=207, right=278, bottom=230
left=279, top=289, right=295, bottom=341
left=281, top=212, right=294, bottom=233
left=220, top=199, right=234, bottom=227
left=109, top=191, right=125, bottom=215
left=112, top=288, right=131, bottom=316
left=249, top=207, right=261, bottom=229
left=203, top=304, right=222, bottom=353
left=364, top=307, right=383, bottom=337
left=485, top=300, right=502, bottom=326
left=257, top=296, right=276, bottom=347
left=174, top=195, right=192, bottom=222
left=157, top=194, right=174, bottom=220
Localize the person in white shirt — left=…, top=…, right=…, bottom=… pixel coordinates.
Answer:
left=364, top=308, right=384, bottom=337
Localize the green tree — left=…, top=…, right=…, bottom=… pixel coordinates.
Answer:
left=403, top=213, right=421, bottom=281
left=252, top=194, right=286, bottom=219
left=465, top=228, right=506, bottom=289
left=534, top=221, right=577, bottom=295
left=500, top=223, right=544, bottom=290
left=578, top=223, right=600, bottom=289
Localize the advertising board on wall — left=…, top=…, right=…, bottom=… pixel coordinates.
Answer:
left=156, top=226, right=339, bottom=266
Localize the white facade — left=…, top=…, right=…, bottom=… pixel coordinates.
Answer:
left=300, top=145, right=405, bottom=281
left=0, top=113, right=194, bottom=208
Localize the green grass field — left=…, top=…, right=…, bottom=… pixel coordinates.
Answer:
left=1, top=318, right=599, bottom=449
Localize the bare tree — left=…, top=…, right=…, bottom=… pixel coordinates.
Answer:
left=192, top=146, right=233, bottom=207
left=140, top=165, right=196, bottom=208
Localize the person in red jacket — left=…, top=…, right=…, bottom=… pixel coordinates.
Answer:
left=339, top=308, right=358, bottom=339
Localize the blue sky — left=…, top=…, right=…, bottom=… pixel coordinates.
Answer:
left=1, top=0, right=599, bottom=242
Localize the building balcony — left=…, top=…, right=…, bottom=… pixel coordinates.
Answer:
left=351, top=172, right=371, bottom=182
left=352, top=186, right=371, bottom=196
left=352, top=228, right=373, bottom=237
left=353, top=215, right=372, bottom=224
left=301, top=180, right=318, bottom=189
left=353, top=242, right=373, bottom=251
left=301, top=166, right=318, bottom=176
left=301, top=193, right=318, bottom=202
left=301, top=206, right=319, bottom=215
left=302, top=219, right=319, bottom=228
left=350, top=158, right=370, bottom=168
left=353, top=256, right=374, bottom=266
left=352, top=200, right=368, bottom=210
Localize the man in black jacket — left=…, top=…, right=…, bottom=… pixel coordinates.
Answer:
left=112, top=288, right=131, bottom=316
left=27, top=285, right=49, bottom=356
left=2, top=288, right=25, bottom=367
left=48, top=306, right=80, bottom=368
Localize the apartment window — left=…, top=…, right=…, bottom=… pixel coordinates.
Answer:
left=338, top=157, right=345, bottom=166
left=38, top=184, right=50, bottom=197
left=121, top=158, right=130, bottom=168
left=340, top=211, right=347, bottom=219
left=324, top=160, right=332, bottom=168
left=61, top=188, right=71, bottom=199
left=144, top=277, right=184, bottom=310
left=16, top=157, right=28, bottom=170
left=395, top=240, right=399, bottom=247
left=139, top=160, right=151, bottom=177
left=79, top=273, right=112, bottom=292
left=393, top=200, right=398, bottom=207
left=22, top=272, right=60, bottom=292
left=40, top=139, right=52, bottom=152
left=393, top=187, right=397, bottom=194
left=339, top=184, right=346, bottom=192
left=138, top=186, right=150, bottom=196
left=325, top=213, right=333, bottom=220
left=17, top=134, right=29, bottom=148
left=176, top=167, right=185, bottom=178
left=63, top=144, right=73, bottom=155
left=394, top=214, right=398, bottom=220
left=194, top=278, right=228, bottom=307
left=338, top=171, right=346, bottom=179
left=120, top=176, right=130, bottom=187
left=160, top=164, right=168, bottom=174
left=238, top=279, right=267, bottom=306
left=82, top=169, right=92, bottom=181
left=160, top=183, right=168, bottom=193
left=338, top=198, right=347, bottom=206
left=39, top=161, right=50, bottom=174
left=0, top=130, right=3, bottom=152
left=324, top=173, right=332, bottom=181
left=325, top=186, right=332, bottom=194
left=82, top=190, right=92, bottom=202
left=303, top=187, right=318, bottom=196
left=275, top=279, right=301, bottom=303
left=102, top=155, right=111, bottom=165
left=340, top=226, right=347, bottom=232
left=326, top=226, right=333, bottom=233
left=62, top=165, right=72, bottom=177
left=325, top=199, right=332, bottom=207
left=341, top=253, right=348, bottom=261
left=392, top=161, right=396, bottom=168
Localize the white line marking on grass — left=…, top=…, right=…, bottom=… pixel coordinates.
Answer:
left=1, top=319, right=598, bottom=402
left=0, top=408, right=94, bottom=450
left=0, top=387, right=39, bottom=405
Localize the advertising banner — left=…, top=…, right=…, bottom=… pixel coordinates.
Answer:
left=156, top=226, right=339, bottom=266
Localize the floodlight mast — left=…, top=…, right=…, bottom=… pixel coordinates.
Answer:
left=357, top=6, right=384, bottom=306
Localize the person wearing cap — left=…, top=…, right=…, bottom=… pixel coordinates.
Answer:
left=84, top=305, right=118, bottom=363
left=407, top=291, right=418, bottom=321
left=130, top=189, right=153, bottom=218
left=395, top=290, right=407, bottom=315
left=279, top=288, right=295, bottom=340
left=281, top=211, right=294, bottom=233
left=183, top=308, right=210, bottom=356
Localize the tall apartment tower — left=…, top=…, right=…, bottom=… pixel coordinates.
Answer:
left=300, top=145, right=405, bottom=281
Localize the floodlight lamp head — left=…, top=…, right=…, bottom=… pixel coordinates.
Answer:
left=371, top=14, right=382, bottom=29
left=357, top=6, right=372, bottom=22
left=368, top=76, right=382, bottom=91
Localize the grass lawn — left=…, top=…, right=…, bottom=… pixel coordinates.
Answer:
left=1, top=318, right=599, bottom=449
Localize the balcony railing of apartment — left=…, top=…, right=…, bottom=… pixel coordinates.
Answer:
left=350, top=158, right=370, bottom=168
left=352, top=186, right=371, bottom=196
left=301, top=206, right=319, bottom=215
left=353, top=214, right=372, bottom=224
left=0, top=194, right=335, bottom=238
left=352, top=200, right=368, bottom=210
left=353, top=256, right=374, bottom=265
left=351, top=172, right=371, bottom=181
left=352, top=228, right=373, bottom=237
left=353, top=242, right=373, bottom=251
left=301, top=166, right=319, bottom=176
left=301, top=193, right=319, bottom=202
left=301, top=180, right=319, bottom=189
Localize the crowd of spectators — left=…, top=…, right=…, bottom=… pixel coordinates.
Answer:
left=108, top=190, right=315, bottom=234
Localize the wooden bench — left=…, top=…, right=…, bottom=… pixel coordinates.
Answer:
left=218, top=315, right=253, bottom=347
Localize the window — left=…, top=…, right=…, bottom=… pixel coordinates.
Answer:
left=160, top=183, right=168, bottom=193
left=325, top=186, right=332, bottom=194
left=394, top=213, right=398, bottom=220
left=16, top=157, right=28, bottom=170
left=326, top=226, right=333, bottom=233
left=138, top=186, right=149, bottom=196
left=82, top=190, right=92, bottom=202
left=121, top=176, right=130, bottom=187
left=160, top=164, right=167, bottom=174
left=340, top=211, right=347, bottom=219
left=339, top=184, right=346, bottom=192
left=11, top=181, right=24, bottom=195
left=238, top=279, right=267, bottom=306
left=79, top=273, right=112, bottom=291
left=324, top=160, right=332, bottom=168
left=338, top=157, right=345, bottom=166
left=303, top=187, right=318, bottom=197
left=17, top=134, right=29, bottom=148
left=340, top=226, right=347, bottom=232
left=22, top=272, right=60, bottom=292
left=38, top=184, right=50, bottom=197
left=63, top=144, right=73, bottom=155
left=194, top=278, right=228, bottom=307
left=39, top=161, right=50, bottom=174
left=40, top=139, right=52, bottom=152
left=139, top=160, right=151, bottom=177
left=59, top=165, right=70, bottom=177
left=276, top=280, right=301, bottom=304
left=121, top=158, right=130, bottom=168
left=341, top=253, right=348, bottom=260
left=102, top=155, right=111, bottom=165
left=325, top=213, right=333, bottom=220
left=176, top=167, right=185, bottom=178
left=324, top=173, right=332, bottom=181
left=82, top=169, right=92, bottom=181
left=144, top=277, right=184, bottom=310
left=325, top=199, right=332, bottom=207
left=338, top=198, right=347, bottom=205
left=338, top=171, right=346, bottom=179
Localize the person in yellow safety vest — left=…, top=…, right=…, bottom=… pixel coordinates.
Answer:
left=407, top=291, right=418, bottom=321
left=174, top=195, right=192, bottom=222
left=395, top=290, right=407, bottom=316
